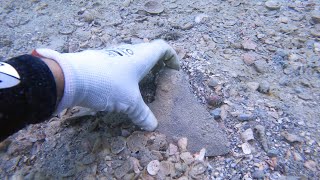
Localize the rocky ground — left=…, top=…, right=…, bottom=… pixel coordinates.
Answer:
left=1, top=0, right=320, bottom=179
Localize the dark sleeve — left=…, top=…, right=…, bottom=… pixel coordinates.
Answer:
left=0, top=55, right=57, bottom=141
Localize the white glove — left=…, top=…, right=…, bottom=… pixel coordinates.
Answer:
left=34, top=40, right=179, bottom=131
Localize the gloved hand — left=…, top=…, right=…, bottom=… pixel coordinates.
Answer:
left=33, top=40, right=179, bottom=131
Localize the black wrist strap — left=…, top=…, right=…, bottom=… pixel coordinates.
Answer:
left=0, top=55, right=57, bottom=141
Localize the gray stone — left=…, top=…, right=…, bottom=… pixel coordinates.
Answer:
left=238, top=114, right=253, bottom=121
left=267, top=149, right=280, bottom=157
left=149, top=68, right=230, bottom=156
left=258, top=81, right=270, bottom=94
left=252, top=170, right=265, bottom=179
left=210, top=108, right=221, bottom=120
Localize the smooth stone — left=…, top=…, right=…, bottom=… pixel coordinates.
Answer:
left=267, top=149, right=280, bottom=157
left=252, top=170, right=266, bottom=179
left=210, top=108, right=221, bottom=120
left=238, top=114, right=253, bottom=121
left=258, top=81, right=270, bottom=94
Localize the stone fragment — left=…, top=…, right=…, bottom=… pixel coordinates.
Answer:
left=127, top=131, right=147, bottom=153
left=254, top=60, right=268, bottom=73
left=111, top=136, right=126, bottom=154
left=247, top=82, right=260, bottom=91
left=267, top=149, right=279, bottom=157
left=265, top=0, right=281, bottom=10
left=241, top=128, right=254, bottom=142
left=114, top=159, right=134, bottom=179
left=281, top=131, right=304, bottom=143
left=206, top=95, right=223, bottom=107
left=242, top=52, right=256, bottom=65
left=304, top=160, right=317, bottom=171
left=293, top=152, right=304, bottom=161
left=252, top=170, right=265, bottom=179
left=241, top=142, right=252, bottom=154
left=177, top=137, right=188, bottom=152
left=158, top=161, right=174, bottom=177
left=180, top=152, right=194, bottom=165
left=258, top=81, right=270, bottom=94
left=210, top=108, right=221, bottom=120
left=194, top=148, right=206, bottom=161
left=254, top=125, right=269, bottom=151
left=241, top=39, right=257, bottom=50
left=174, top=163, right=187, bottom=177
left=168, top=143, right=178, bottom=156
left=147, top=160, right=160, bottom=175
left=195, top=14, right=209, bottom=23
left=81, top=154, right=95, bottom=165
left=59, top=24, right=75, bottom=35
left=189, top=161, right=207, bottom=178
left=207, top=78, right=219, bottom=88
left=144, top=1, right=164, bottom=14
left=238, top=114, right=254, bottom=121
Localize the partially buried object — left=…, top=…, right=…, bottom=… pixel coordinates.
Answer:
left=144, top=1, right=164, bottom=14
left=149, top=68, right=230, bottom=156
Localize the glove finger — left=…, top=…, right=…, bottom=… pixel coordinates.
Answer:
left=127, top=95, right=158, bottom=131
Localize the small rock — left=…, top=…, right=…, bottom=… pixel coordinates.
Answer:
left=254, top=60, right=268, bottom=73
left=206, top=95, right=223, bottom=107
left=111, top=136, right=126, bottom=154
left=241, top=128, right=254, bottom=142
left=311, top=11, right=320, bottom=24
left=241, top=142, right=252, bottom=154
left=189, top=161, right=207, bottom=178
left=174, top=163, right=188, bottom=177
left=247, top=82, right=260, bottom=91
left=242, top=39, right=257, bottom=50
left=210, top=108, right=221, bottom=120
left=314, top=42, right=320, bottom=52
left=310, top=28, right=320, bottom=37
left=288, top=54, right=300, bottom=61
left=158, top=161, right=174, bottom=177
left=177, top=137, right=188, bottom=152
left=258, top=81, right=270, bottom=94
left=242, top=52, right=256, bottom=65
left=81, top=11, right=94, bottom=23
left=207, top=78, right=219, bottom=88
left=238, top=114, right=253, bottom=121
left=304, top=160, right=317, bottom=171
left=144, top=1, right=164, bottom=14
left=168, top=143, right=178, bottom=156
left=281, top=131, right=304, bottom=143
left=147, top=160, right=160, bottom=175
left=254, top=125, right=269, bottom=151
left=114, top=159, right=134, bottom=179
left=180, top=152, right=194, bottom=165
left=252, top=170, right=265, bottom=179
left=265, top=0, right=281, bottom=10
left=181, top=22, right=193, bottom=30
left=195, top=14, right=209, bottom=23
left=127, top=131, right=147, bottom=153
left=194, top=148, right=206, bottom=161
left=267, top=149, right=279, bottom=157
left=278, top=16, right=289, bottom=23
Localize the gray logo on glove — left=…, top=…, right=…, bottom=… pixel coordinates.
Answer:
left=0, top=62, right=21, bottom=89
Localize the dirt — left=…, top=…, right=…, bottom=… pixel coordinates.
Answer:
left=1, top=0, right=320, bottom=179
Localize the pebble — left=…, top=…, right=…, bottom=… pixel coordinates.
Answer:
left=81, top=154, right=96, bottom=165
left=242, top=52, right=256, bottom=65
left=177, top=137, right=188, bottom=152
left=281, top=131, right=304, bottom=143
left=189, top=161, right=207, bottom=178
left=267, top=149, right=279, bottom=157
left=111, top=137, right=126, bottom=154
left=247, top=82, right=260, bottom=91
left=144, top=1, right=164, bottom=14
left=168, top=143, right=178, bottom=156
left=241, top=39, right=257, bottom=50
left=254, top=60, right=268, bottom=73
left=210, top=108, right=221, bottom=120
left=252, top=170, right=265, bottom=179
left=114, top=159, right=134, bottom=179
left=311, top=11, right=320, bottom=24
left=255, top=125, right=269, bottom=151
left=180, top=152, right=194, bottom=165
left=258, top=81, right=270, bottom=94
left=181, top=22, right=193, bottom=30
left=265, top=0, right=281, bottom=10
left=127, top=132, right=147, bottom=153
left=314, top=42, right=320, bottom=52
left=206, top=95, right=223, bottom=107
left=207, top=78, right=219, bottom=88
left=147, top=160, right=160, bottom=175
left=195, top=14, right=209, bottom=24
left=241, top=142, right=252, bottom=154
left=238, top=114, right=253, bottom=121
left=293, top=152, right=304, bottom=161
left=241, top=128, right=254, bottom=142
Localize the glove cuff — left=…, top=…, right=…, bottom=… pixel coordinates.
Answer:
left=33, top=49, right=81, bottom=114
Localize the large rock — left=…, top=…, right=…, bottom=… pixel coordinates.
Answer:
left=149, top=68, right=230, bottom=156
